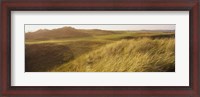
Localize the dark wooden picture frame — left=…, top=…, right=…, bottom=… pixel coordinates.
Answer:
left=0, top=0, right=199, bottom=96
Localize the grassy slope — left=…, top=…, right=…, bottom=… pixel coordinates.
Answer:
left=25, top=44, right=73, bottom=72
left=52, top=38, right=175, bottom=72
left=25, top=31, right=175, bottom=72
left=26, top=32, right=174, bottom=44
left=25, top=40, right=108, bottom=72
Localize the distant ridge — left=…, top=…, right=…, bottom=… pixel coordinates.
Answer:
left=80, top=29, right=116, bottom=35
left=26, top=26, right=90, bottom=40
left=25, top=26, right=175, bottom=40
left=26, top=26, right=115, bottom=40
left=136, top=30, right=175, bottom=33
left=118, top=30, right=175, bottom=33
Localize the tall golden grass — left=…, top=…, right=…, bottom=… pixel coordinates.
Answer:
left=52, top=38, right=175, bottom=72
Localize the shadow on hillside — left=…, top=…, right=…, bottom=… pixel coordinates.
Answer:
left=25, top=44, right=74, bottom=72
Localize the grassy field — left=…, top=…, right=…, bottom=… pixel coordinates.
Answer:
left=25, top=27, right=175, bottom=72
left=52, top=38, right=175, bottom=72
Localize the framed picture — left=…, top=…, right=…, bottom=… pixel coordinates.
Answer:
left=0, top=0, right=199, bottom=96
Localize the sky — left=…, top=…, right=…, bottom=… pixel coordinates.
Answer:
left=25, top=24, right=175, bottom=33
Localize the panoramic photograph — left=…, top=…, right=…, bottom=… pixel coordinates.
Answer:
left=25, top=24, right=175, bottom=72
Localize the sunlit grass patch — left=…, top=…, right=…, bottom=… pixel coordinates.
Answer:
left=52, top=38, right=175, bottom=72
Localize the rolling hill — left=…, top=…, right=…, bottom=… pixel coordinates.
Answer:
left=26, top=26, right=174, bottom=41
left=26, top=26, right=91, bottom=40
left=25, top=44, right=74, bottom=72
left=25, top=26, right=116, bottom=40
left=52, top=38, right=175, bottom=72
left=25, top=26, right=175, bottom=72
left=80, top=29, right=116, bottom=35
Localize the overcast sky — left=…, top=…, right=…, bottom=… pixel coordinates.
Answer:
left=25, top=24, right=175, bottom=32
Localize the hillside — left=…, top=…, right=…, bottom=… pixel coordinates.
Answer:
left=25, top=26, right=175, bottom=72
left=52, top=38, right=175, bottom=72
left=26, top=27, right=91, bottom=40
left=25, top=44, right=73, bottom=72
left=26, top=26, right=174, bottom=41
left=80, top=29, right=116, bottom=35
left=25, top=26, right=116, bottom=40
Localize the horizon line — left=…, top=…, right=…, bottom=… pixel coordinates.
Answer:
left=25, top=25, right=176, bottom=33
